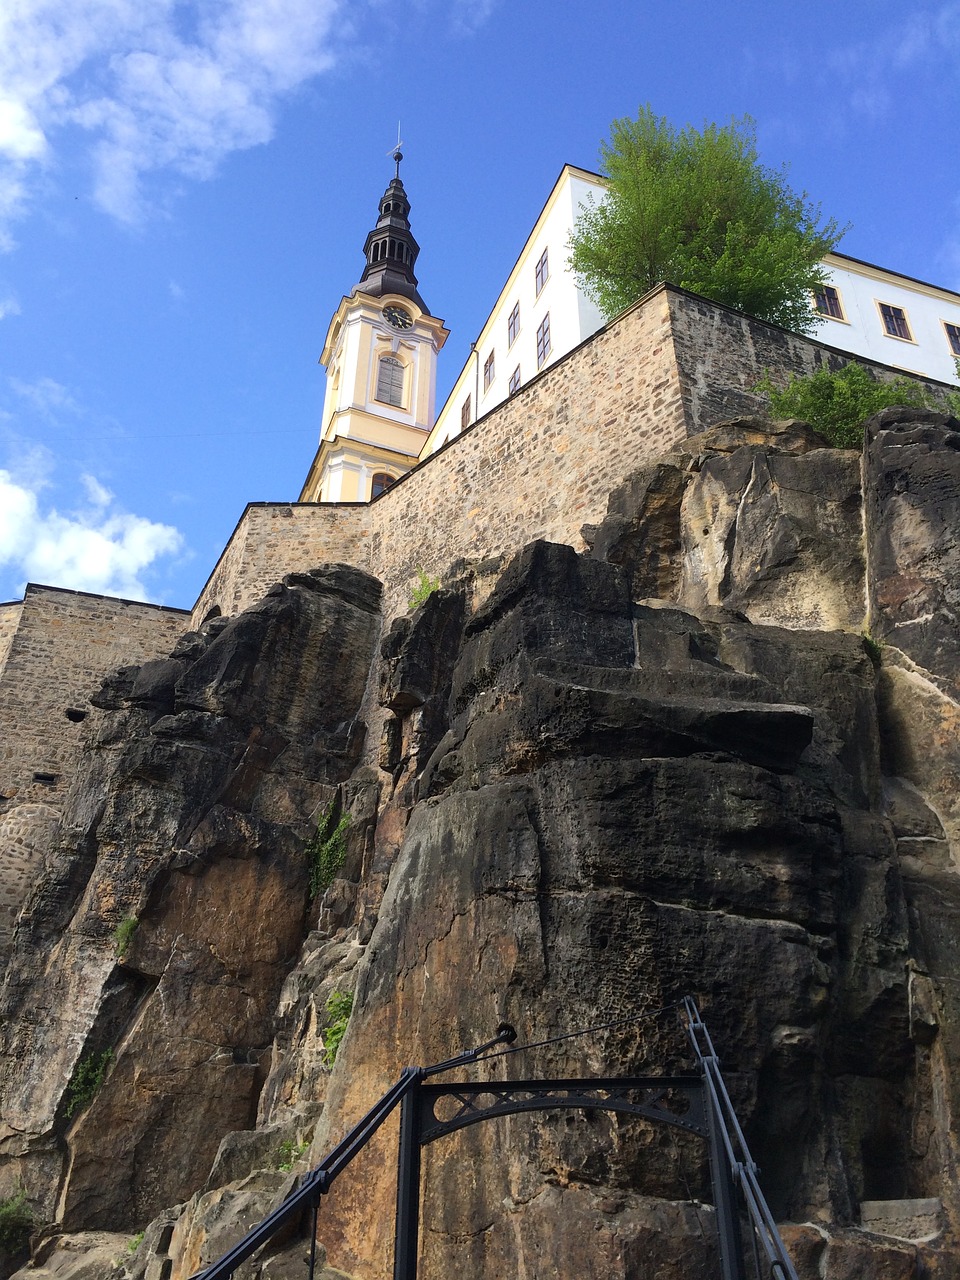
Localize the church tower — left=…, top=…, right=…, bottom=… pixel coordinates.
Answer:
left=299, top=151, right=449, bottom=503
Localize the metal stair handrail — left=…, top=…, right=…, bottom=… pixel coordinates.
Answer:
left=683, top=996, right=801, bottom=1280
left=189, top=1025, right=516, bottom=1280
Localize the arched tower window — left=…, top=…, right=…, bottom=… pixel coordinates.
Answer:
left=371, top=472, right=396, bottom=499
left=376, top=356, right=405, bottom=407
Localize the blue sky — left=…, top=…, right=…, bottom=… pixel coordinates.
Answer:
left=1, top=0, right=958, bottom=607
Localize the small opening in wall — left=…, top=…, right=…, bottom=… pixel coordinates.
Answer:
left=33, top=772, right=59, bottom=784
left=65, top=707, right=88, bottom=723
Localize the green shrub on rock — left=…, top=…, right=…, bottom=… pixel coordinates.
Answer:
left=322, top=991, right=353, bottom=1067
left=755, top=362, right=958, bottom=449
left=408, top=569, right=440, bottom=611
left=113, top=915, right=138, bottom=959
left=65, top=1049, right=113, bottom=1118
left=274, top=1138, right=309, bottom=1171
left=0, top=1190, right=33, bottom=1255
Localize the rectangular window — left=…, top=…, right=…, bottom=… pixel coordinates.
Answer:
left=813, top=285, right=844, bottom=320
left=508, top=301, right=520, bottom=347
left=536, top=313, right=551, bottom=368
left=535, top=248, right=549, bottom=296
left=461, top=395, right=471, bottom=431
left=483, top=350, right=495, bottom=391
left=509, top=365, right=521, bottom=396
left=375, top=355, right=404, bottom=407
left=944, top=322, right=960, bottom=357
left=879, top=302, right=912, bottom=341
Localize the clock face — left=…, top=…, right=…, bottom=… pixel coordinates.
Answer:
left=383, top=305, right=413, bottom=330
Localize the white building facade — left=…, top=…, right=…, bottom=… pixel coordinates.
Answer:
left=423, top=166, right=606, bottom=454
left=814, top=252, right=960, bottom=386
left=422, top=167, right=960, bottom=461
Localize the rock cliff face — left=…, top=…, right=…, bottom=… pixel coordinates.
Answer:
left=2, top=413, right=960, bottom=1280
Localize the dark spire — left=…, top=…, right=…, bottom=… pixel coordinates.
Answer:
left=355, top=151, right=429, bottom=313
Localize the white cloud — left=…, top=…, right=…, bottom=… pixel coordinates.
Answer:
left=0, top=0, right=343, bottom=236
left=827, top=3, right=960, bottom=114
left=9, top=376, right=80, bottom=416
left=0, top=467, right=183, bottom=600
left=81, top=473, right=112, bottom=507
left=0, top=294, right=20, bottom=319
left=824, top=4, right=960, bottom=280
left=449, top=0, right=500, bottom=35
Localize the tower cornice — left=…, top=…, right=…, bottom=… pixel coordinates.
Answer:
left=320, top=291, right=448, bottom=369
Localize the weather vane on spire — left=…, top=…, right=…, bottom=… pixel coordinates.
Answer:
left=389, top=120, right=403, bottom=179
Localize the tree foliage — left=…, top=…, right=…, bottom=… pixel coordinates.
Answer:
left=756, top=362, right=960, bottom=448
left=569, top=107, right=846, bottom=333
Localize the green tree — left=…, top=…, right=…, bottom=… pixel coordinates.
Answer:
left=569, top=107, right=845, bottom=333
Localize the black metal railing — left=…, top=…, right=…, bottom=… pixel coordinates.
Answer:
left=683, top=996, right=800, bottom=1280
left=189, top=1024, right=518, bottom=1280
left=189, top=1001, right=799, bottom=1280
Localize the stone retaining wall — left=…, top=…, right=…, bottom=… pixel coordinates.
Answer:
left=193, top=503, right=370, bottom=625
left=667, top=287, right=953, bottom=430
left=0, top=601, right=23, bottom=682
left=193, top=285, right=687, bottom=625
left=0, top=586, right=188, bottom=806
left=193, top=285, right=957, bottom=631
left=0, top=586, right=189, bottom=956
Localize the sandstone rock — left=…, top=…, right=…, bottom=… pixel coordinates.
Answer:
left=379, top=589, right=465, bottom=716
left=0, top=570, right=383, bottom=1235
left=584, top=415, right=865, bottom=631
left=308, top=538, right=927, bottom=1276
left=167, top=1170, right=294, bottom=1280
left=822, top=1231, right=919, bottom=1279
left=585, top=460, right=688, bottom=600
left=778, top=1222, right=828, bottom=1277
left=864, top=407, right=960, bottom=699
left=684, top=415, right=831, bottom=457
left=9, top=1232, right=129, bottom=1280
left=678, top=444, right=864, bottom=630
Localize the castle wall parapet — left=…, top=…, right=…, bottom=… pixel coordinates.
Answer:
left=191, top=502, right=370, bottom=627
